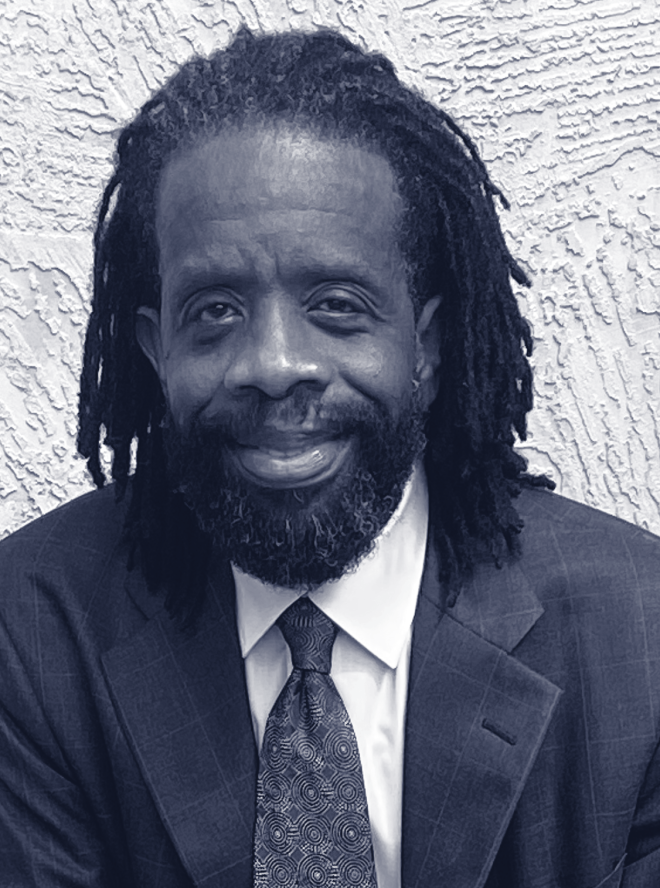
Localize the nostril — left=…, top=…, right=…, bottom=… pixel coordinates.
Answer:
left=224, top=348, right=328, bottom=399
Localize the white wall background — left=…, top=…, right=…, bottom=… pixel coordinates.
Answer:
left=1, top=0, right=659, bottom=537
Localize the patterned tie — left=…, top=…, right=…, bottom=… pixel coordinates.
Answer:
left=253, top=596, right=378, bottom=888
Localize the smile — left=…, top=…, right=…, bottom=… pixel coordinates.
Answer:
left=229, top=437, right=353, bottom=489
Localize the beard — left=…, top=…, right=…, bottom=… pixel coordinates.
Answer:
left=163, top=386, right=426, bottom=590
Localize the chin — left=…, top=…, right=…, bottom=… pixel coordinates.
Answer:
left=163, top=395, right=426, bottom=588
left=205, top=462, right=409, bottom=590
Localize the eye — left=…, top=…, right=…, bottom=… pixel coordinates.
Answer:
left=309, top=285, right=370, bottom=321
left=197, top=302, right=238, bottom=322
left=316, top=295, right=360, bottom=314
left=184, top=290, right=242, bottom=328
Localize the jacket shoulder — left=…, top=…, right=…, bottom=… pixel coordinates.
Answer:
left=516, top=486, right=660, bottom=577
left=0, top=484, right=127, bottom=563
left=0, top=485, right=142, bottom=631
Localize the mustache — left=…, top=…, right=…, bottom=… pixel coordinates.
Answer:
left=169, top=389, right=393, bottom=445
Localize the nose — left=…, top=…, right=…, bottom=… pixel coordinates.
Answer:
left=223, top=294, right=331, bottom=399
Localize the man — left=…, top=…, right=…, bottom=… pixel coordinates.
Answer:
left=1, top=26, right=659, bottom=888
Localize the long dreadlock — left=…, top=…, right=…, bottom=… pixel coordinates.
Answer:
left=78, top=27, right=553, bottom=622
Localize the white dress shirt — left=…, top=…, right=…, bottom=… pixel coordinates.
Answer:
left=232, top=463, right=429, bottom=888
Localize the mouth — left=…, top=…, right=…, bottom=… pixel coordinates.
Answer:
left=228, top=435, right=354, bottom=489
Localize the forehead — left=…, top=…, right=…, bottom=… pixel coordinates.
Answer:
left=155, top=126, right=404, bottom=257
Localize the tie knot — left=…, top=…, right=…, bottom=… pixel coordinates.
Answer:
left=277, top=597, right=338, bottom=673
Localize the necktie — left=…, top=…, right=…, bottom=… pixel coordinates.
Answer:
left=253, top=596, right=378, bottom=888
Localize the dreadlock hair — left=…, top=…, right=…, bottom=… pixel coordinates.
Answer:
left=78, top=26, right=554, bottom=623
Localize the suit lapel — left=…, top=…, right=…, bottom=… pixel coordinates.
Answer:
left=102, top=560, right=257, bottom=887
left=101, top=529, right=560, bottom=888
left=402, top=545, right=562, bottom=888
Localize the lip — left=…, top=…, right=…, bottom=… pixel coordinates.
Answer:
left=229, top=436, right=353, bottom=489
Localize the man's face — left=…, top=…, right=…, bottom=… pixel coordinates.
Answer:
left=137, top=126, right=440, bottom=587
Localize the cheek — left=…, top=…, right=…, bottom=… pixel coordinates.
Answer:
left=341, top=334, right=417, bottom=409
left=162, top=351, right=229, bottom=426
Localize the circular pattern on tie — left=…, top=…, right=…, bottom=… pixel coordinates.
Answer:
left=331, top=811, right=372, bottom=855
left=325, top=727, right=360, bottom=770
left=260, top=853, right=297, bottom=886
left=258, top=812, right=293, bottom=855
left=261, top=772, right=288, bottom=808
left=293, top=733, right=322, bottom=769
left=339, top=857, right=375, bottom=886
left=298, top=854, right=337, bottom=887
left=334, top=773, right=363, bottom=810
left=297, top=813, right=332, bottom=853
left=292, top=772, right=330, bottom=815
left=262, top=724, right=292, bottom=773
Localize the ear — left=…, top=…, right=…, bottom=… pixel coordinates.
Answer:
left=135, top=306, right=167, bottom=391
left=414, top=295, right=442, bottom=408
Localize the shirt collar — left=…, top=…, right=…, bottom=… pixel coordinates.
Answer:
left=233, top=462, right=428, bottom=670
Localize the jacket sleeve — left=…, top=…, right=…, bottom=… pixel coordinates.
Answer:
left=0, top=534, right=131, bottom=888
left=0, top=629, right=121, bottom=886
left=622, top=737, right=660, bottom=886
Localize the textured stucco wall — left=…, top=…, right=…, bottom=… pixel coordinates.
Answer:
left=1, top=0, right=659, bottom=537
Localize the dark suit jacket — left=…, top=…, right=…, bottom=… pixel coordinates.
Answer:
left=1, top=484, right=660, bottom=887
